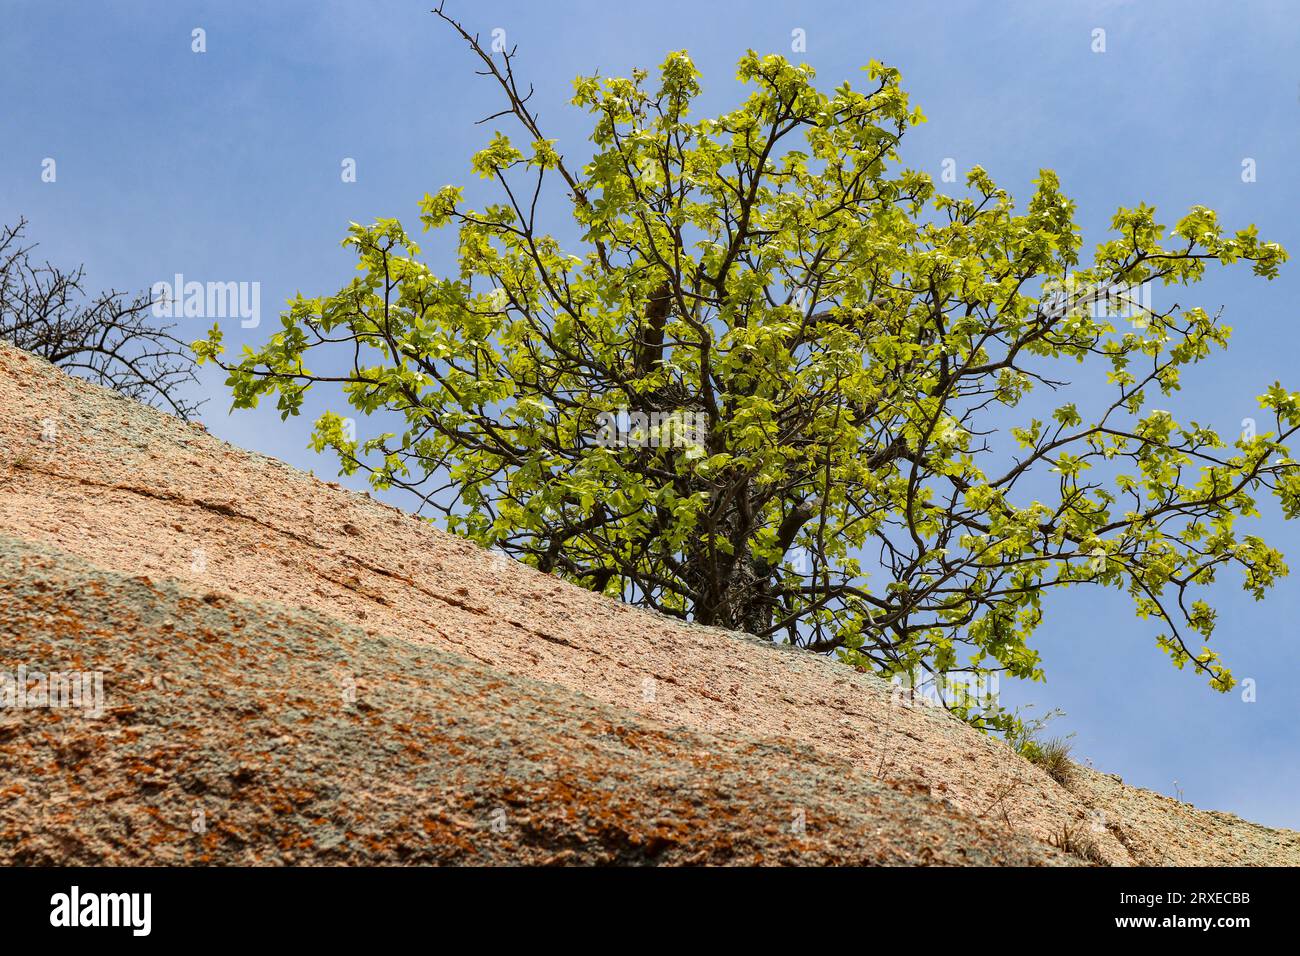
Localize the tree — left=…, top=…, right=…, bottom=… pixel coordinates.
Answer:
left=197, top=12, right=1299, bottom=732
left=1, top=218, right=201, bottom=420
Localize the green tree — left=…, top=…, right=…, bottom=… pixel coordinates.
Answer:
left=197, top=15, right=1300, bottom=732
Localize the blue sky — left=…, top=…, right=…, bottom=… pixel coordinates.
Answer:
left=4, top=0, right=1299, bottom=828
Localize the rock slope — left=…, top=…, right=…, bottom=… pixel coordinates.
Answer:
left=0, top=537, right=1062, bottom=865
left=0, top=341, right=1295, bottom=865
